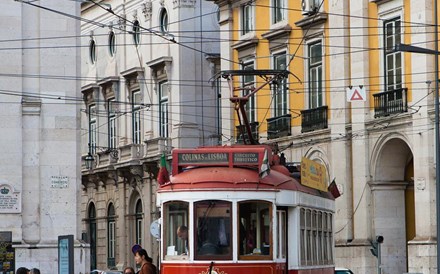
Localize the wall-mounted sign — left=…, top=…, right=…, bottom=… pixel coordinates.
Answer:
left=346, top=86, right=366, bottom=102
left=58, top=235, right=74, bottom=274
left=301, top=157, right=328, bottom=192
left=51, top=176, right=69, bottom=189
left=0, top=184, right=21, bottom=213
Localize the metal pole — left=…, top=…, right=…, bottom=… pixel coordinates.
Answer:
left=435, top=0, right=440, bottom=273
left=378, top=243, right=381, bottom=274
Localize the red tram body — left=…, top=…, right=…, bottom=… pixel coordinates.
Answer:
left=157, top=145, right=335, bottom=274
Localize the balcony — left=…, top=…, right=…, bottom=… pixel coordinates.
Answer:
left=373, top=88, right=408, bottom=118
left=236, top=122, right=259, bottom=144
left=301, top=106, right=328, bottom=133
left=267, top=114, right=291, bottom=139
left=145, top=137, right=171, bottom=159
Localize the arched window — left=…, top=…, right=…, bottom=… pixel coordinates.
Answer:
left=107, top=203, right=116, bottom=267
left=135, top=199, right=143, bottom=246
left=88, top=203, right=97, bottom=271
left=159, top=9, right=169, bottom=34
left=108, top=31, right=116, bottom=56
left=133, top=20, right=141, bottom=46
left=89, top=39, right=97, bottom=64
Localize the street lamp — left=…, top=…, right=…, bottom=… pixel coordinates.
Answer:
left=84, top=152, right=94, bottom=170
left=395, top=2, right=439, bottom=269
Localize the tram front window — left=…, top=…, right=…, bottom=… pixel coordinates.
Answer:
left=238, top=201, right=272, bottom=259
left=164, top=201, right=189, bottom=260
left=195, top=200, right=232, bottom=260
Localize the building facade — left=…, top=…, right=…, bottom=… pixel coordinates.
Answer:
left=80, top=0, right=220, bottom=271
left=0, top=1, right=86, bottom=273
left=214, top=0, right=437, bottom=273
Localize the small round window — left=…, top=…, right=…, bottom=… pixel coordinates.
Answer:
left=108, top=31, right=116, bottom=56
left=160, top=9, right=169, bottom=34
left=89, top=39, right=97, bottom=64
left=133, top=20, right=141, bottom=46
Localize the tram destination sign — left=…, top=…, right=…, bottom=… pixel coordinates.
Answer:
left=178, top=152, right=229, bottom=165
left=177, top=152, right=260, bottom=165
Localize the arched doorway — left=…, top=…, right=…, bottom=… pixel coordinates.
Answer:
left=372, top=137, right=414, bottom=274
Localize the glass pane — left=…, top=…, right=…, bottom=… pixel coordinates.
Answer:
left=195, top=200, right=232, bottom=259
left=238, top=201, right=271, bottom=258
left=164, top=201, right=189, bottom=259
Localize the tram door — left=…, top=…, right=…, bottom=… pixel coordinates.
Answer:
left=276, top=208, right=287, bottom=274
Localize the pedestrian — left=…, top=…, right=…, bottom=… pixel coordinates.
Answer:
left=134, top=248, right=157, bottom=274
left=30, top=268, right=40, bottom=274
left=16, top=267, right=29, bottom=274
left=123, top=266, right=135, bottom=274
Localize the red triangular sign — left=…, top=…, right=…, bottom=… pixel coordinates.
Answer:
left=350, top=89, right=363, bottom=101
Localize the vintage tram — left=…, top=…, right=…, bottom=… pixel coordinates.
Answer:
left=156, top=145, right=335, bottom=274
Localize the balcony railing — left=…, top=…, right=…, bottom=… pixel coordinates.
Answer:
left=301, top=105, right=328, bottom=133
left=373, top=87, right=408, bottom=118
left=236, top=122, right=259, bottom=144
left=267, top=114, right=291, bottom=139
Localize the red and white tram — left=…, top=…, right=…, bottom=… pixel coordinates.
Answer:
left=157, top=145, right=335, bottom=274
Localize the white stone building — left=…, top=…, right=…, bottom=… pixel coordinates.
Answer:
left=80, top=0, right=220, bottom=271
left=0, top=1, right=86, bottom=273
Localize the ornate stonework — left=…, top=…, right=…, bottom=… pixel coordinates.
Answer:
left=142, top=1, right=152, bottom=21
left=173, top=0, right=196, bottom=8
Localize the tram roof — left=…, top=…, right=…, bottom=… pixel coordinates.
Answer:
left=158, top=165, right=334, bottom=200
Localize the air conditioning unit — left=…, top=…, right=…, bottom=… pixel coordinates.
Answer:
left=301, top=0, right=316, bottom=16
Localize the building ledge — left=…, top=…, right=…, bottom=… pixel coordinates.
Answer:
left=294, top=12, right=328, bottom=29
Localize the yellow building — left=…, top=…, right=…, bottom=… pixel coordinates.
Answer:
left=214, top=0, right=438, bottom=273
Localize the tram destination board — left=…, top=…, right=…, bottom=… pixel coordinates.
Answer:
left=177, top=152, right=260, bottom=165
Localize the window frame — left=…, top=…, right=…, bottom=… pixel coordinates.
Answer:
left=88, top=203, right=97, bottom=272
left=241, top=59, right=257, bottom=123
left=159, top=81, right=169, bottom=138
left=89, top=104, right=97, bottom=154
left=89, top=38, right=97, bottom=64
left=132, top=91, right=142, bottom=144
left=299, top=207, right=333, bottom=266
left=240, top=3, right=254, bottom=36
left=272, top=52, right=288, bottom=117
left=160, top=8, right=169, bottom=34
left=272, top=0, right=287, bottom=25
left=133, top=20, right=141, bottom=46
left=108, top=31, right=116, bottom=57
left=383, top=17, right=402, bottom=92
left=194, top=200, right=232, bottom=260
left=135, top=199, right=143, bottom=246
left=238, top=200, right=272, bottom=261
left=163, top=201, right=189, bottom=260
left=108, top=98, right=117, bottom=149
left=107, top=203, right=116, bottom=268
left=308, top=41, right=323, bottom=109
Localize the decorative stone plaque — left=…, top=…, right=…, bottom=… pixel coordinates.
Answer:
left=0, top=184, right=21, bottom=213
left=51, top=176, right=69, bottom=189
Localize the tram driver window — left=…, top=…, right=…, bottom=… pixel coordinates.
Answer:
left=238, top=201, right=272, bottom=259
left=164, top=201, right=189, bottom=260
left=194, top=200, right=232, bottom=260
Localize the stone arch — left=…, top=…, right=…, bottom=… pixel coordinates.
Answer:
left=370, top=132, right=413, bottom=182
left=304, top=146, right=332, bottom=185
left=369, top=133, right=414, bottom=274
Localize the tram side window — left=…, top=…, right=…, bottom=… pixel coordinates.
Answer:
left=194, top=200, right=232, bottom=260
left=238, top=201, right=272, bottom=259
left=299, top=208, right=333, bottom=266
left=164, top=201, right=189, bottom=260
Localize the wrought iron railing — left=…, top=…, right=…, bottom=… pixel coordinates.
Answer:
left=267, top=114, right=291, bottom=139
left=373, top=88, right=408, bottom=118
left=236, top=122, right=259, bottom=144
left=301, top=105, right=328, bottom=133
